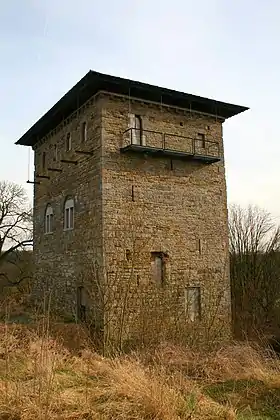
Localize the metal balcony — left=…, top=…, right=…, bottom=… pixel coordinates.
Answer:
left=120, top=128, right=221, bottom=164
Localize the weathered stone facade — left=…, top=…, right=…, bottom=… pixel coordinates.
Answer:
left=32, top=96, right=103, bottom=321
left=101, top=94, right=231, bottom=345
left=16, top=72, right=248, bottom=347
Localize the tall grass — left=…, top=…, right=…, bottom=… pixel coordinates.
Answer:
left=0, top=323, right=279, bottom=419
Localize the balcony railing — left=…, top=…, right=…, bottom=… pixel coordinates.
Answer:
left=120, top=128, right=221, bottom=164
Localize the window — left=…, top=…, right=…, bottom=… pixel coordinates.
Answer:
left=54, top=144, right=58, bottom=162
left=197, top=238, right=202, bottom=254
left=45, top=205, right=54, bottom=234
left=151, top=252, right=167, bottom=286
left=134, top=115, right=142, bottom=145
left=128, top=114, right=144, bottom=145
left=197, top=133, right=206, bottom=149
left=81, top=121, right=87, bottom=142
left=77, top=286, right=87, bottom=322
left=42, top=152, right=46, bottom=170
left=125, top=249, right=131, bottom=261
left=185, top=287, right=201, bottom=321
left=66, top=133, right=72, bottom=151
left=64, top=198, right=74, bottom=230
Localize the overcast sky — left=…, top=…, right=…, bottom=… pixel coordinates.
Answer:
left=0, top=1, right=279, bottom=217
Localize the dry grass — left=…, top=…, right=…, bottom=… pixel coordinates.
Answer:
left=151, top=342, right=280, bottom=383
left=0, top=325, right=279, bottom=419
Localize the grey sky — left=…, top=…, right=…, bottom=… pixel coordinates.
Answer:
left=0, top=1, right=279, bottom=216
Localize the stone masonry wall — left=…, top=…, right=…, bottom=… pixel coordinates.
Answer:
left=33, top=96, right=103, bottom=321
left=31, top=88, right=232, bottom=346
left=101, top=94, right=231, bottom=345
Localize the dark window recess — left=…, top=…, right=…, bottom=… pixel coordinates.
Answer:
left=77, top=286, right=86, bottom=322
left=66, top=133, right=72, bottom=151
left=180, top=122, right=184, bottom=127
left=131, top=185, right=135, bottom=202
left=126, top=249, right=131, bottom=261
left=197, top=238, right=202, bottom=254
left=54, top=144, right=58, bottom=162
left=42, top=152, right=46, bottom=170
left=64, top=198, right=74, bottom=230
left=151, top=252, right=168, bottom=286
left=170, top=159, right=173, bottom=170
left=197, top=133, right=206, bottom=148
left=81, top=122, right=87, bottom=142
left=45, top=205, right=54, bottom=234
left=136, top=275, right=140, bottom=286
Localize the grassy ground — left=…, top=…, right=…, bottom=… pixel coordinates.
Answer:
left=0, top=323, right=279, bottom=419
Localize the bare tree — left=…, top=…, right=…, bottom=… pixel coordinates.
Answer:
left=229, top=204, right=280, bottom=338
left=0, top=181, right=33, bottom=286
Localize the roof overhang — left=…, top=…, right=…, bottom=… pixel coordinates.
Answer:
left=16, top=70, right=249, bottom=147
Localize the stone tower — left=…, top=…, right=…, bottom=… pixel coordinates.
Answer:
left=16, top=71, right=248, bottom=345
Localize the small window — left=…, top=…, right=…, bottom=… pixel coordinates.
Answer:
left=45, top=204, right=54, bottom=234
left=66, top=133, right=72, bottom=151
left=185, top=287, right=201, bottom=321
left=77, top=286, right=87, bottom=322
left=128, top=114, right=144, bottom=145
left=197, top=133, right=206, bottom=148
left=64, top=197, right=74, bottom=230
left=151, top=252, right=167, bottom=286
left=42, top=152, right=46, bottom=170
left=126, top=249, right=131, bottom=261
left=54, top=144, right=58, bottom=162
left=197, top=238, right=202, bottom=254
left=81, top=122, right=87, bottom=142
left=135, top=115, right=142, bottom=145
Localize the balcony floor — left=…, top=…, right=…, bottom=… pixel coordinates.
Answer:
left=120, top=144, right=220, bottom=164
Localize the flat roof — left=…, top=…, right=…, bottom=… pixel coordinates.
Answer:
left=16, top=70, right=249, bottom=147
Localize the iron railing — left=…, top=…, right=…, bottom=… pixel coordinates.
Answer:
left=123, top=128, right=220, bottom=158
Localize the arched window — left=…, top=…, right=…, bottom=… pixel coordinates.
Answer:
left=134, top=115, right=142, bottom=145
left=128, top=114, right=144, bottom=145
left=81, top=121, right=87, bottom=142
left=64, top=197, right=74, bottom=230
left=45, top=205, right=54, bottom=234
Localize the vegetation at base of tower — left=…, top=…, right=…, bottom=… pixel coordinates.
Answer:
left=0, top=181, right=33, bottom=289
left=2, top=181, right=280, bottom=417
left=0, top=322, right=279, bottom=419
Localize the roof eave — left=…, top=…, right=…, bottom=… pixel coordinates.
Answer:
left=15, top=70, right=249, bottom=147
